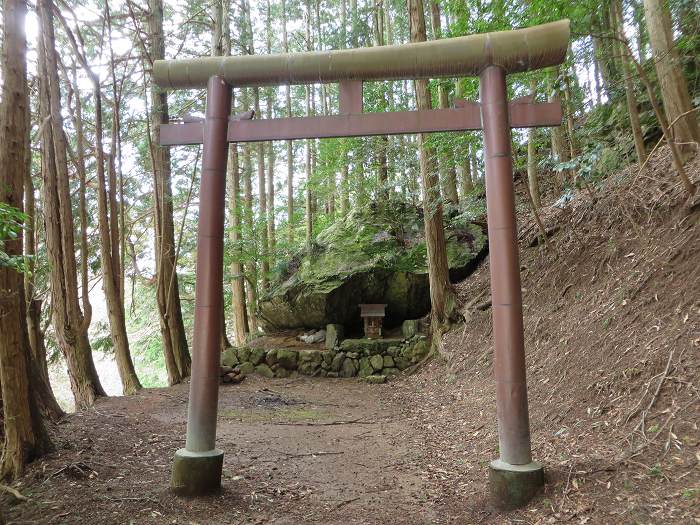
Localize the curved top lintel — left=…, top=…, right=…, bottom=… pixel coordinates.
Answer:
left=154, top=19, right=569, bottom=90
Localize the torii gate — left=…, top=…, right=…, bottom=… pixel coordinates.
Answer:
left=154, top=19, right=570, bottom=509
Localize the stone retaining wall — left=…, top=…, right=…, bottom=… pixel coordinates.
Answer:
left=220, top=334, right=430, bottom=384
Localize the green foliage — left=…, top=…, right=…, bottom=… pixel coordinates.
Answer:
left=0, top=203, right=30, bottom=274
left=90, top=322, right=114, bottom=354
left=125, top=282, right=174, bottom=388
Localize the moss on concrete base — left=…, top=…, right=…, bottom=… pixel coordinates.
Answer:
left=171, top=448, right=224, bottom=496
left=489, top=459, right=544, bottom=510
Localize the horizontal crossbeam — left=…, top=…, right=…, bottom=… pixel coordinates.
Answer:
left=153, top=20, right=570, bottom=89
left=159, top=101, right=561, bottom=146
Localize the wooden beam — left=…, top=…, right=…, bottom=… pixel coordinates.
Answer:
left=159, top=101, right=561, bottom=146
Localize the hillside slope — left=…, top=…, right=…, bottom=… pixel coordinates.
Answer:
left=391, top=148, right=700, bottom=523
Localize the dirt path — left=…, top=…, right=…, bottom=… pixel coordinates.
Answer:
left=4, top=377, right=440, bottom=525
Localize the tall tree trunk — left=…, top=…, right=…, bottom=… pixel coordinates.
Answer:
left=620, top=30, right=696, bottom=194
left=429, top=0, right=458, bottom=205
left=243, top=141, right=259, bottom=333
left=228, top=136, right=250, bottom=345
left=305, top=85, right=314, bottom=248
left=612, top=0, right=646, bottom=164
left=23, top=164, right=48, bottom=385
left=92, top=79, right=142, bottom=395
left=147, top=0, right=191, bottom=384
left=55, top=9, right=142, bottom=395
left=408, top=0, right=456, bottom=328
left=600, top=5, right=621, bottom=97
left=305, top=0, right=314, bottom=247
left=23, top=139, right=63, bottom=421
left=591, top=13, right=613, bottom=100
left=633, top=1, right=648, bottom=59
left=282, top=0, right=294, bottom=245
left=223, top=0, right=249, bottom=346
left=69, top=65, right=94, bottom=352
left=351, top=0, right=358, bottom=47
left=372, top=0, right=390, bottom=199
left=459, top=142, right=474, bottom=198
left=454, top=83, right=473, bottom=198
left=339, top=0, right=350, bottom=215
left=214, top=0, right=235, bottom=351
left=562, top=66, right=578, bottom=159
left=643, top=0, right=700, bottom=157
left=340, top=147, right=350, bottom=215
left=548, top=69, right=570, bottom=188
left=527, top=79, right=541, bottom=208
left=254, top=89, right=269, bottom=291
left=1, top=0, right=53, bottom=480
left=37, top=0, right=106, bottom=410
left=105, top=4, right=123, bottom=308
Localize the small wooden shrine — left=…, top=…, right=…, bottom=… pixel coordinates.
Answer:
left=359, top=304, right=387, bottom=339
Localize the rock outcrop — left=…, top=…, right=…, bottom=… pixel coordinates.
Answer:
left=258, top=201, right=487, bottom=331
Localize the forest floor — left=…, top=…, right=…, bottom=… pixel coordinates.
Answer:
left=3, top=148, right=700, bottom=524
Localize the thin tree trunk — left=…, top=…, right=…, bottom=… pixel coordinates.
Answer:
left=305, top=85, right=314, bottom=247
left=281, top=0, right=294, bottom=245
left=147, top=0, right=191, bottom=384
left=69, top=65, right=94, bottom=340
left=408, top=0, right=457, bottom=328
left=527, top=79, right=542, bottom=208
left=621, top=32, right=696, bottom=194
left=459, top=142, right=474, bottom=198
left=223, top=0, right=249, bottom=346
left=37, top=0, right=106, bottom=410
left=93, top=81, right=142, bottom=395
left=305, top=0, right=314, bottom=247
left=228, top=136, right=250, bottom=345
left=372, top=0, right=390, bottom=199
left=255, top=89, right=269, bottom=291
left=562, top=67, right=578, bottom=159
left=243, top=141, right=259, bottom=333
left=643, top=0, right=700, bottom=157
left=214, top=0, right=234, bottom=351
left=339, top=0, right=350, bottom=215
left=548, top=69, right=570, bottom=189
left=430, top=0, right=458, bottom=205
left=238, top=2, right=259, bottom=329
left=612, top=0, right=646, bottom=164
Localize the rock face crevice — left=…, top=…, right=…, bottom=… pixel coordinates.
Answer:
left=258, top=202, right=487, bottom=332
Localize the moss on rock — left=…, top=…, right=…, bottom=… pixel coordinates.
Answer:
left=258, top=201, right=486, bottom=331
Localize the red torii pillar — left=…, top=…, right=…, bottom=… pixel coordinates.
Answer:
left=481, top=65, right=544, bottom=508
left=170, top=77, right=231, bottom=494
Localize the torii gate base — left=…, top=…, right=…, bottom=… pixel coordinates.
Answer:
left=157, top=20, right=571, bottom=507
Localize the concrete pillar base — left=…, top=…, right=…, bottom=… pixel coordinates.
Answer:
left=489, top=459, right=544, bottom=510
left=171, top=448, right=224, bottom=496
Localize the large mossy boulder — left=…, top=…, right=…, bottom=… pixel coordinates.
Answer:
left=259, top=201, right=487, bottom=332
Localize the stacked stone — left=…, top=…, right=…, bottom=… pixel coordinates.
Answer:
left=220, top=320, right=429, bottom=383
left=220, top=364, right=245, bottom=384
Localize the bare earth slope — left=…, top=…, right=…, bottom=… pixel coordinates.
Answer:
left=2, top=148, right=698, bottom=524
left=391, top=148, right=700, bottom=523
